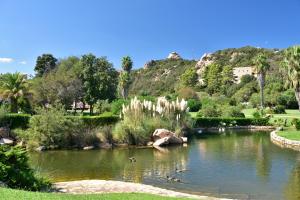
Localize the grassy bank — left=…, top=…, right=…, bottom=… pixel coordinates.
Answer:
left=277, top=129, right=300, bottom=141
left=0, top=188, right=187, bottom=200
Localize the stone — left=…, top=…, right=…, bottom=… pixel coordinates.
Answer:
left=153, top=129, right=175, bottom=140
left=0, top=138, right=13, bottom=145
left=35, top=146, right=46, bottom=151
left=143, top=60, right=156, bottom=69
left=195, top=53, right=214, bottom=84
left=147, top=141, right=154, bottom=146
left=181, top=137, right=188, bottom=143
left=167, top=52, right=181, bottom=60
left=99, top=143, right=112, bottom=149
left=153, top=137, right=169, bottom=147
left=83, top=146, right=95, bottom=150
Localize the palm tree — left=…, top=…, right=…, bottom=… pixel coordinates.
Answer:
left=282, top=46, right=300, bottom=111
left=118, top=56, right=133, bottom=99
left=253, top=53, right=270, bottom=109
left=121, top=56, right=133, bottom=72
left=0, top=72, right=28, bottom=113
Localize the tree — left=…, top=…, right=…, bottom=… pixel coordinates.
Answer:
left=282, top=46, right=300, bottom=111
left=180, top=67, right=198, bottom=87
left=221, top=65, right=234, bottom=85
left=203, top=63, right=222, bottom=95
left=121, top=56, right=133, bottom=72
left=253, top=53, right=270, bottom=108
left=0, top=72, right=28, bottom=113
left=118, top=56, right=133, bottom=98
left=34, top=54, right=57, bottom=77
left=81, top=54, right=118, bottom=115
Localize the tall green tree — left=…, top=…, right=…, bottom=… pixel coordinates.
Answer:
left=34, top=54, right=57, bottom=77
left=221, top=65, right=234, bottom=85
left=81, top=54, right=118, bottom=114
left=282, top=46, right=300, bottom=111
left=180, top=67, right=198, bottom=87
left=0, top=72, right=28, bottom=113
left=203, top=63, right=222, bottom=95
left=253, top=53, right=270, bottom=108
left=118, top=56, right=133, bottom=98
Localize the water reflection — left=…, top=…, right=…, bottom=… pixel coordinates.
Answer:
left=29, top=130, right=300, bottom=200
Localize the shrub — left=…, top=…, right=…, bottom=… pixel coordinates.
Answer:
left=0, top=113, right=30, bottom=129
left=222, top=106, right=245, bottom=118
left=273, top=105, right=286, bottom=114
left=197, top=106, right=222, bottom=117
left=187, top=99, right=201, bottom=112
left=71, top=113, right=119, bottom=128
left=94, top=100, right=111, bottom=114
left=20, top=105, right=83, bottom=148
left=291, top=118, right=300, bottom=130
left=194, top=117, right=269, bottom=127
left=177, top=87, right=198, bottom=100
left=113, top=97, right=191, bottom=145
left=0, top=145, right=50, bottom=191
left=111, top=99, right=129, bottom=114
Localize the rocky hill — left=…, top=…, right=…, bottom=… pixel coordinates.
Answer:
left=128, top=46, right=284, bottom=96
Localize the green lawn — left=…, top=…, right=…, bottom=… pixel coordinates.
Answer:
left=0, top=188, right=188, bottom=200
left=243, top=109, right=300, bottom=126
left=277, top=129, right=300, bottom=141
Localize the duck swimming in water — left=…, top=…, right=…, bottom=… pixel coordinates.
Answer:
left=129, top=157, right=136, bottom=162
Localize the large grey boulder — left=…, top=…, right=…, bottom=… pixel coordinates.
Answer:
left=152, top=129, right=184, bottom=147
left=167, top=52, right=182, bottom=60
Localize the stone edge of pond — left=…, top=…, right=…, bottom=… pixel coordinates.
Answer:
left=270, top=130, right=300, bottom=151
left=53, top=180, right=232, bottom=200
left=197, top=125, right=275, bottom=131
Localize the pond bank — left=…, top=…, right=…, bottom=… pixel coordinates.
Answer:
left=196, top=125, right=274, bottom=132
left=270, top=129, right=300, bottom=151
left=54, top=180, right=231, bottom=200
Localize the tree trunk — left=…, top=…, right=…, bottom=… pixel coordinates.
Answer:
left=73, top=100, right=77, bottom=115
left=295, top=87, right=300, bottom=112
left=10, top=97, right=18, bottom=113
left=90, top=105, right=93, bottom=116
left=258, top=74, right=265, bottom=109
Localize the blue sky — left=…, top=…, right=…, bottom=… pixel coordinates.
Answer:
left=0, top=0, right=300, bottom=74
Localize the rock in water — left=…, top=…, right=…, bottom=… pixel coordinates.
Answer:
left=152, top=129, right=183, bottom=146
left=35, top=146, right=46, bottom=151
left=83, top=146, right=95, bottom=150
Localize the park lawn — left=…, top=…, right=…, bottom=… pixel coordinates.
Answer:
left=0, top=188, right=189, bottom=200
left=189, top=112, right=197, bottom=118
left=277, top=128, right=300, bottom=141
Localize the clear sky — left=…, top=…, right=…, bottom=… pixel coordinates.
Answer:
left=0, top=0, right=300, bottom=74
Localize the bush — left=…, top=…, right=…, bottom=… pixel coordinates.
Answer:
left=177, top=87, right=198, bottom=100
left=0, top=145, right=50, bottom=191
left=194, top=117, right=269, bottom=127
left=111, top=99, right=129, bottom=114
left=69, top=113, right=119, bottom=128
left=197, top=106, right=222, bottom=117
left=273, top=105, right=286, bottom=114
left=94, top=100, right=111, bottom=114
left=291, top=118, right=300, bottom=130
left=1, top=114, right=30, bottom=129
left=187, top=99, right=201, bottom=112
left=222, top=106, right=245, bottom=118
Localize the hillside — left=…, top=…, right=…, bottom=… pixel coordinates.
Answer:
left=128, top=46, right=285, bottom=97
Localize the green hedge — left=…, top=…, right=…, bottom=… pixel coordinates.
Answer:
left=1, top=113, right=119, bottom=129
left=2, top=114, right=31, bottom=129
left=194, top=117, right=270, bottom=127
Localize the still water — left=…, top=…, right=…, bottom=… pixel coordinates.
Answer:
left=29, top=131, right=300, bottom=200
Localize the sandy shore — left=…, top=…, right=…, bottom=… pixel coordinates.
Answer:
left=54, top=180, right=232, bottom=200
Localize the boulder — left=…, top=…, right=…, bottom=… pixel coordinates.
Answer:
left=153, top=129, right=175, bottom=140
left=143, top=60, right=156, bottom=69
left=0, top=138, right=13, bottom=145
left=83, top=146, right=95, bottom=150
left=181, top=137, right=188, bottom=143
left=35, top=146, right=46, bottom=152
left=167, top=52, right=182, bottom=60
left=152, top=129, right=184, bottom=147
left=99, top=143, right=112, bottom=149
left=153, top=137, right=169, bottom=147
left=195, top=53, right=214, bottom=84
left=147, top=141, right=154, bottom=146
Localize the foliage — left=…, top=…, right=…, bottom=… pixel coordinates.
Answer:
left=94, top=100, right=112, bottom=114
left=118, top=71, right=131, bottom=99
left=2, top=114, right=31, bottom=129
left=80, top=54, right=118, bottom=114
left=282, top=45, right=300, bottom=110
left=273, top=105, right=286, bottom=114
left=34, top=54, right=57, bottom=77
left=177, top=87, right=198, bottom=100
left=197, top=106, right=222, bottom=117
left=222, top=106, right=245, bottom=118
left=203, top=63, right=222, bottom=94
left=180, top=67, right=198, bottom=87
left=187, top=99, right=201, bottom=112
left=291, top=118, right=300, bottom=130
left=113, top=97, right=190, bottom=145
left=111, top=99, right=129, bottom=114
left=0, top=73, right=30, bottom=113
left=194, top=117, right=270, bottom=127
left=0, top=145, right=50, bottom=191
left=19, top=105, right=83, bottom=148
left=121, top=56, right=133, bottom=72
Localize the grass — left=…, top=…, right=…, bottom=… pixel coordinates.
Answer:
left=0, top=188, right=188, bottom=200
left=243, top=109, right=300, bottom=126
left=277, top=128, right=300, bottom=141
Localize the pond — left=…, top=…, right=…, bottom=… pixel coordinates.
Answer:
left=29, top=130, right=300, bottom=200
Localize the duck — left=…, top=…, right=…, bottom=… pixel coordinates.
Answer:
left=166, top=175, right=181, bottom=182
left=129, top=157, right=136, bottom=162
left=175, top=167, right=187, bottom=173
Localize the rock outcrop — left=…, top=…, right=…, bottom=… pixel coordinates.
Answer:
left=167, top=52, right=181, bottom=60
left=143, top=60, right=156, bottom=69
left=195, top=53, right=214, bottom=83
left=0, top=138, right=13, bottom=145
